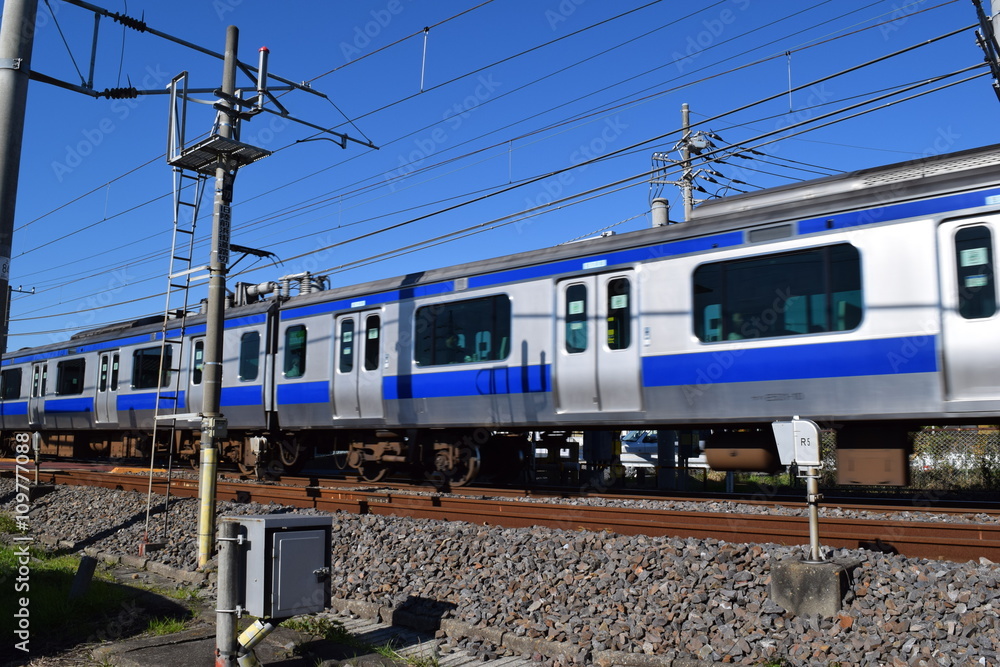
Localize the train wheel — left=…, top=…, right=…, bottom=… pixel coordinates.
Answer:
left=358, top=462, right=389, bottom=483
left=433, top=443, right=481, bottom=487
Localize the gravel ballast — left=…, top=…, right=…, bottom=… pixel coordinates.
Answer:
left=2, top=478, right=997, bottom=666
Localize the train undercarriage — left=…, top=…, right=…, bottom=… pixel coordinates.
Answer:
left=0, top=426, right=532, bottom=487
left=0, top=420, right=929, bottom=488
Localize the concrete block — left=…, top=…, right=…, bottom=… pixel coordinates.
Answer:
left=771, top=558, right=850, bottom=618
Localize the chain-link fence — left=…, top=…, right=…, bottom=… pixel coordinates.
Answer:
left=909, top=426, right=1000, bottom=490
left=605, top=426, right=1000, bottom=493
left=730, top=426, right=1000, bottom=493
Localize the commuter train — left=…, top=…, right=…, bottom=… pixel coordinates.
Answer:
left=3, top=142, right=1000, bottom=486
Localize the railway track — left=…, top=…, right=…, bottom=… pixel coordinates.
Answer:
left=33, top=469, right=1000, bottom=563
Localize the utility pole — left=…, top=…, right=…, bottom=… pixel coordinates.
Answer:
left=0, top=0, right=38, bottom=360
left=680, top=103, right=694, bottom=221
left=196, top=25, right=239, bottom=569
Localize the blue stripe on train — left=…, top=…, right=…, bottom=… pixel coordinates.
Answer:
left=0, top=401, right=28, bottom=416
left=117, top=392, right=184, bottom=411
left=221, top=385, right=263, bottom=407
left=642, top=336, right=937, bottom=387
left=276, top=381, right=329, bottom=405
left=44, top=397, right=94, bottom=413
left=383, top=364, right=551, bottom=400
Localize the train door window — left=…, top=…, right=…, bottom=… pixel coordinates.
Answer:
left=606, top=278, right=630, bottom=350
left=132, top=346, right=172, bottom=389
left=31, top=365, right=47, bottom=397
left=693, top=244, right=862, bottom=342
left=415, top=295, right=511, bottom=366
left=239, top=332, right=260, bottom=381
left=955, top=225, right=996, bottom=319
left=565, top=284, right=588, bottom=354
left=364, top=315, right=381, bottom=371
left=191, top=341, right=204, bottom=385
left=1, top=368, right=22, bottom=400
left=110, top=353, right=119, bottom=391
left=338, top=319, right=355, bottom=374
left=56, top=358, right=86, bottom=395
left=284, top=325, right=306, bottom=378
left=99, top=355, right=109, bottom=392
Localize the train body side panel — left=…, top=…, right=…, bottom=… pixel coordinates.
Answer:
left=639, top=218, right=945, bottom=425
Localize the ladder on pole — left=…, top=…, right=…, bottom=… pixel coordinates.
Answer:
left=142, top=163, right=209, bottom=547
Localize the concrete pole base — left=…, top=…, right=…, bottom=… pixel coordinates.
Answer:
left=771, top=558, right=858, bottom=618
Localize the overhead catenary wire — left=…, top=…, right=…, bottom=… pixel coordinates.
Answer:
left=11, top=52, right=982, bottom=324
left=7, top=8, right=982, bottom=333
left=7, top=68, right=983, bottom=333
left=18, top=2, right=963, bottom=249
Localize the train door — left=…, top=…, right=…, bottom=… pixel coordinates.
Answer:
left=95, top=352, right=120, bottom=424
left=28, top=362, right=47, bottom=427
left=555, top=272, right=642, bottom=413
left=938, top=218, right=1000, bottom=401
left=187, top=338, right=205, bottom=414
left=332, top=311, right=384, bottom=419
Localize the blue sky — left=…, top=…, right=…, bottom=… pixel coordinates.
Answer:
left=6, top=0, right=999, bottom=350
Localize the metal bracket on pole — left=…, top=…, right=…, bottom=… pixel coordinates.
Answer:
left=0, top=58, right=23, bottom=70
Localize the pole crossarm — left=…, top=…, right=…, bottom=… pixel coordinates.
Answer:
left=59, top=0, right=325, bottom=99
left=40, top=1, right=379, bottom=151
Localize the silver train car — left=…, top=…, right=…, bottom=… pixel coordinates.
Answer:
left=3, top=143, right=1000, bottom=485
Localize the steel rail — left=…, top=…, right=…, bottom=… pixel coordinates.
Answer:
left=35, top=470, right=1000, bottom=563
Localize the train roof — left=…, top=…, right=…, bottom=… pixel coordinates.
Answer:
left=281, top=143, right=1000, bottom=313
left=688, top=142, right=1000, bottom=226
left=3, top=299, right=275, bottom=361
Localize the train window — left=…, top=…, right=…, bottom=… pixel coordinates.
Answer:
left=284, top=325, right=306, bottom=378
left=56, top=359, right=86, bottom=395
left=415, top=295, right=511, bottom=366
left=364, top=315, right=381, bottom=371
left=955, top=226, right=996, bottom=319
left=132, top=346, right=172, bottom=389
left=110, top=354, right=119, bottom=392
left=693, top=244, right=862, bottom=342
left=239, top=332, right=260, bottom=381
left=339, top=319, right=355, bottom=374
left=565, top=284, right=587, bottom=354
left=99, top=355, right=109, bottom=392
left=191, top=341, right=204, bottom=385
left=607, top=278, right=631, bottom=350
left=1, top=368, right=22, bottom=400
left=31, top=365, right=46, bottom=397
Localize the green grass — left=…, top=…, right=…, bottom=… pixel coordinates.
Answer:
left=0, top=544, right=196, bottom=658
left=146, top=615, right=190, bottom=635
left=0, top=511, right=26, bottom=534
